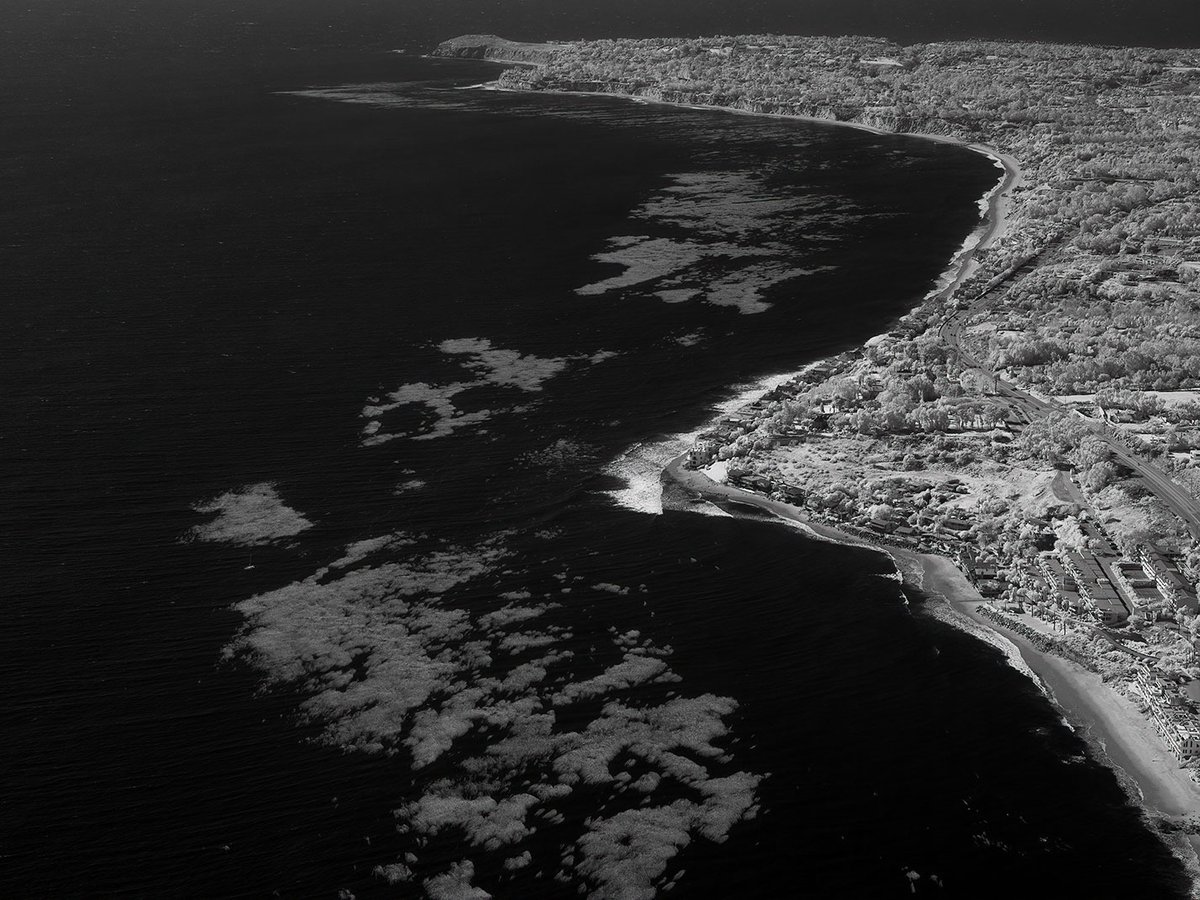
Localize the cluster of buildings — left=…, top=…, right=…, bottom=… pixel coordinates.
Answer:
left=1025, top=537, right=1198, bottom=626
left=957, top=547, right=1005, bottom=597
left=1013, top=530, right=1200, bottom=765
left=1005, top=528, right=1200, bottom=765
left=704, top=411, right=1200, bottom=765
left=1133, top=665, right=1200, bottom=762
left=1060, top=552, right=1128, bottom=625
left=1026, top=534, right=1199, bottom=627
left=940, top=508, right=1197, bottom=630
left=720, top=464, right=1002, bottom=560
left=711, top=422, right=1200, bottom=639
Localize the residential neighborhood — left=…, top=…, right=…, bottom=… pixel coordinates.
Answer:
left=678, top=319, right=1200, bottom=768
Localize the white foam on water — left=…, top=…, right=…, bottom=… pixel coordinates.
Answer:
left=602, top=370, right=798, bottom=514
left=714, top=370, right=799, bottom=415
left=927, top=600, right=1044, bottom=689
left=675, top=499, right=736, bottom=519
left=603, top=437, right=690, bottom=515
left=921, top=223, right=985, bottom=303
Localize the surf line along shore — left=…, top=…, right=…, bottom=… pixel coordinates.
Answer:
left=619, top=101, right=1200, bottom=868
left=455, top=42, right=1200, bottom=888
left=463, top=40, right=1200, bottom=862
left=664, top=456, right=1200, bottom=872
left=654, top=125, right=1200, bottom=859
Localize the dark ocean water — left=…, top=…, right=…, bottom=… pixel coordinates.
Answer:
left=3, top=4, right=1196, bottom=899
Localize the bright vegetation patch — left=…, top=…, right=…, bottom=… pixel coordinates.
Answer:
left=504, top=35, right=1200, bottom=397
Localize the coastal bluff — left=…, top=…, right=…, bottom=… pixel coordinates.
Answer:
left=432, top=35, right=561, bottom=65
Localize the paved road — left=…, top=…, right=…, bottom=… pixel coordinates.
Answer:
left=1107, top=441, right=1200, bottom=540
left=1052, top=469, right=1087, bottom=507
left=937, top=251, right=1200, bottom=542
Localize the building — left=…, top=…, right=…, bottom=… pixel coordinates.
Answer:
left=1037, top=554, right=1086, bottom=614
left=729, top=472, right=773, bottom=493
left=976, top=579, right=1005, bottom=598
left=1062, top=551, right=1129, bottom=625
left=686, top=439, right=720, bottom=467
left=974, top=559, right=999, bottom=581
left=941, top=514, right=973, bottom=537
left=957, top=548, right=1005, bottom=596
left=1139, top=545, right=1199, bottom=614
left=858, top=372, right=884, bottom=394
left=777, top=483, right=806, bottom=504
left=1110, top=561, right=1166, bottom=613
left=1159, top=713, right=1200, bottom=761
left=1135, top=665, right=1200, bottom=761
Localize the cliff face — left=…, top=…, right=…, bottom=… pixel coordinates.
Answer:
left=432, top=35, right=562, bottom=66
left=494, top=73, right=945, bottom=136
left=495, top=64, right=975, bottom=138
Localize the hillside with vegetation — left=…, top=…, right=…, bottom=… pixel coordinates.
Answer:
left=498, top=36, right=1200, bottom=391
left=481, top=35, right=1200, bottom=766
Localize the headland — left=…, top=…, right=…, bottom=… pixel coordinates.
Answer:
left=439, top=30, right=1200, bottom=878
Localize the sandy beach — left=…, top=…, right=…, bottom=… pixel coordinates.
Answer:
left=911, top=551, right=1200, bottom=882
left=519, top=67, right=1200, bottom=876
left=490, top=84, right=1024, bottom=247
left=646, top=86, right=1200, bottom=832
left=914, top=554, right=1200, bottom=814
left=666, top=459, right=1200, bottom=882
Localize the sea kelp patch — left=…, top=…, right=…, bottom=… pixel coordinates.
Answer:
left=224, top=530, right=762, bottom=897
left=360, top=338, right=617, bottom=444
left=576, top=170, right=840, bottom=314
left=189, top=482, right=313, bottom=546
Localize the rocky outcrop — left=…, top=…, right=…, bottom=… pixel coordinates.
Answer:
left=432, top=35, right=562, bottom=66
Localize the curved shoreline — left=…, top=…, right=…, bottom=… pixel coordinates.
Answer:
left=664, top=458, right=1200, bottom=876
left=488, top=79, right=1022, bottom=372
left=483, top=80, right=1023, bottom=518
left=488, top=82, right=1022, bottom=264
left=474, top=71, right=1200, bottom=890
left=476, top=56, right=1200, bottom=890
left=570, top=82, right=1200, bottom=877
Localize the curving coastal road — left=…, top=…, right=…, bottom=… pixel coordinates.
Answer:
left=667, top=146, right=1200, bottom=547
left=938, top=246, right=1200, bottom=542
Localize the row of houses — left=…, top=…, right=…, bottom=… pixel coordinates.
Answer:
left=1036, top=555, right=1085, bottom=613
left=1032, top=539, right=1198, bottom=625
left=1133, top=665, right=1200, bottom=762
left=1110, top=561, right=1164, bottom=609
left=957, top=547, right=1005, bottom=597
left=720, top=470, right=984, bottom=560
left=725, top=470, right=806, bottom=505
left=1061, top=551, right=1130, bottom=625
left=1138, top=544, right=1198, bottom=612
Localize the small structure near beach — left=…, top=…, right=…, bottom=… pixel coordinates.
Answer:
left=1134, top=665, right=1200, bottom=763
left=1062, top=551, right=1129, bottom=625
left=1139, top=545, right=1199, bottom=615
